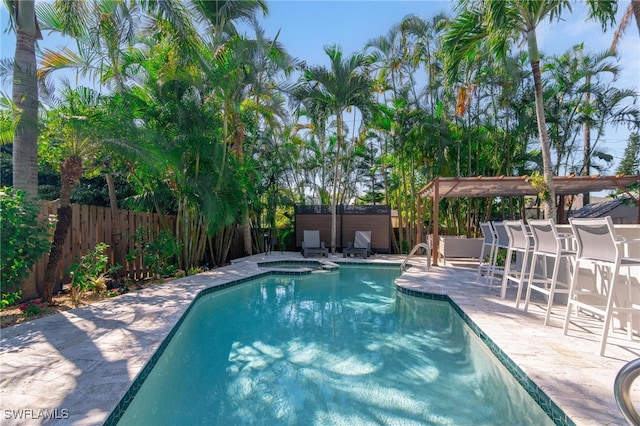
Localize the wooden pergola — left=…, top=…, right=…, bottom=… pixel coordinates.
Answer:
left=417, top=174, right=640, bottom=266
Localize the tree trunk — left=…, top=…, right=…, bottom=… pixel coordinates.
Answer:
left=633, top=0, right=640, bottom=36
left=582, top=82, right=591, bottom=206
left=41, top=157, right=82, bottom=303
left=230, top=116, right=252, bottom=257
left=105, top=172, right=126, bottom=274
left=212, top=224, right=235, bottom=267
left=527, top=30, right=557, bottom=221
left=12, top=0, right=40, bottom=201
left=243, top=218, right=252, bottom=256
left=330, top=114, right=344, bottom=254
left=41, top=205, right=71, bottom=303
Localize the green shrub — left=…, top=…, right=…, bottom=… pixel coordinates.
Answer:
left=0, top=187, right=53, bottom=297
left=67, top=243, right=120, bottom=306
left=187, top=266, right=203, bottom=276
left=19, top=300, right=45, bottom=317
left=1, top=290, right=22, bottom=309
left=127, top=228, right=180, bottom=278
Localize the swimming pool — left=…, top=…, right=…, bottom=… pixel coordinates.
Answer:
left=112, top=265, right=556, bottom=425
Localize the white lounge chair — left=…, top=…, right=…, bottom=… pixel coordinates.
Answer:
left=302, top=230, right=328, bottom=258
left=343, top=231, right=371, bottom=258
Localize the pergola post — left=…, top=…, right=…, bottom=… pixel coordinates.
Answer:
left=432, top=178, right=440, bottom=266
left=417, top=195, right=423, bottom=244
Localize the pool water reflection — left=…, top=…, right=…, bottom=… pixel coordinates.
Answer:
left=116, top=265, right=554, bottom=425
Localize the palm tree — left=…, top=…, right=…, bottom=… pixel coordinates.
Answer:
left=633, top=0, right=640, bottom=35
left=207, top=31, right=296, bottom=255
left=543, top=46, right=621, bottom=177
left=443, top=0, right=618, bottom=220
left=40, top=86, right=158, bottom=300
left=611, top=0, right=640, bottom=51
left=7, top=0, right=42, bottom=200
left=40, top=86, right=105, bottom=303
left=192, top=0, right=268, bottom=45
left=292, top=45, right=374, bottom=253
left=37, top=0, right=204, bottom=269
left=399, top=13, right=448, bottom=114
left=366, top=27, right=414, bottom=250
left=188, top=0, right=282, bottom=257
left=615, top=133, right=639, bottom=215
left=37, top=0, right=201, bottom=91
left=575, top=49, right=617, bottom=182
left=37, top=0, right=149, bottom=271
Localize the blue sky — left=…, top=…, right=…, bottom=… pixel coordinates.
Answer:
left=1, top=1, right=638, bottom=175
left=256, top=1, right=452, bottom=64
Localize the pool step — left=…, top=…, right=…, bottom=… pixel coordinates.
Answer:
left=319, top=260, right=340, bottom=270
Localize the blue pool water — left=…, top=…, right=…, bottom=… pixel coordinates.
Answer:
left=116, top=266, right=555, bottom=425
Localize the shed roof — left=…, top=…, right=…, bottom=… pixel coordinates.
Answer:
left=418, top=175, right=640, bottom=199
left=569, top=197, right=631, bottom=219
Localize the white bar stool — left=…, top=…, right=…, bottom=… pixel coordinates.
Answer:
left=487, top=221, right=509, bottom=287
left=500, top=220, right=534, bottom=306
left=523, top=219, right=576, bottom=325
left=477, top=221, right=497, bottom=282
left=563, top=216, right=640, bottom=356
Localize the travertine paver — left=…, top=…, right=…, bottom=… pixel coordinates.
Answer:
left=0, top=253, right=638, bottom=425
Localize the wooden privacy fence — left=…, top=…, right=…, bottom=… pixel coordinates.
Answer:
left=30, top=201, right=176, bottom=296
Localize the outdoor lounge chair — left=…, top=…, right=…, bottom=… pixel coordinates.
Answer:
left=343, top=231, right=372, bottom=258
left=302, top=230, right=328, bottom=258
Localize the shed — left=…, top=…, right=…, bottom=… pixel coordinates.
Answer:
left=295, top=205, right=392, bottom=254
left=569, top=196, right=639, bottom=224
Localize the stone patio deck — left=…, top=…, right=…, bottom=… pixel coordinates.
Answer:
left=1, top=252, right=638, bottom=425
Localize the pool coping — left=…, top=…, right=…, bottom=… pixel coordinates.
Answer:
left=0, top=252, right=637, bottom=425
